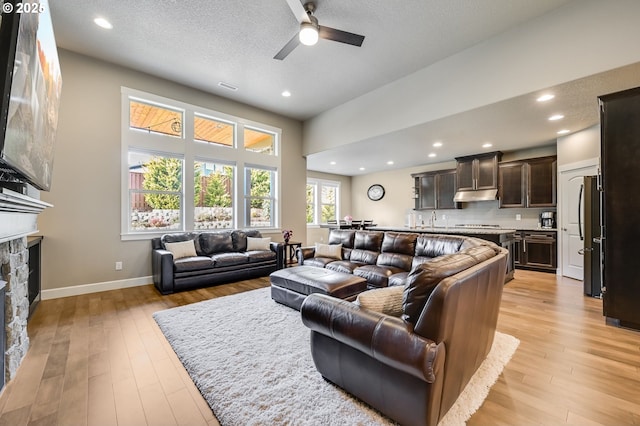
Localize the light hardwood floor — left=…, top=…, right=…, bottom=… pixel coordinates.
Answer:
left=0, top=271, right=638, bottom=425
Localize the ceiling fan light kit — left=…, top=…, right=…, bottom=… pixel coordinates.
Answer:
left=274, top=0, right=365, bottom=60
left=299, top=20, right=319, bottom=46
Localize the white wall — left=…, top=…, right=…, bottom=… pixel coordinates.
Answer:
left=303, top=0, right=640, bottom=156
left=557, top=125, right=600, bottom=167
left=38, top=50, right=305, bottom=292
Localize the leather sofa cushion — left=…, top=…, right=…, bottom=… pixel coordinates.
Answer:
left=210, top=252, right=248, bottom=267
left=388, top=272, right=408, bottom=287
left=381, top=232, right=418, bottom=256
left=354, top=231, right=384, bottom=252
left=303, top=257, right=336, bottom=268
left=355, top=264, right=406, bottom=288
left=328, top=230, right=356, bottom=248
left=349, top=249, right=378, bottom=265
left=326, top=260, right=366, bottom=274
left=415, top=235, right=465, bottom=258
left=244, top=250, right=276, bottom=263
left=161, top=232, right=197, bottom=249
left=377, top=252, right=413, bottom=271
left=233, top=229, right=262, bottom=251
left=197, top=231, right=234, bottom=256
left=402, top=245, right=497, bottom=324
left=174, top=256, right=216, bottom=273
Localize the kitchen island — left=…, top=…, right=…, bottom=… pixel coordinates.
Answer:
left=369, top=226, right=516, bottom=282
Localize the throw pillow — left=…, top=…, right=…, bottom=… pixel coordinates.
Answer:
left=164, top=240, right=197, bottom=260
left=315, top=243, right=342, bottom=260
left=355, top=286, right=404, bottom=317
left=246, top=237, right=272, bottom=251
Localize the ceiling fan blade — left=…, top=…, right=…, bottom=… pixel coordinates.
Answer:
left=319, top=26, right=365, bottom=47
left=284, top=0, right=311, bottom=23
left=274, top=33, right=301, bottom=60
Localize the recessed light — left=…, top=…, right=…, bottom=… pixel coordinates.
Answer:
left=537, top=94, right=555, bottom=102
left=428, top=153, right=436, bottom=158
left=433, top=142, right=443, bottom=148
left=548, top=114, right=564, bottom=121
left=359, top=167, right=365, bottom=171
left=557, top=129, right=570, bottom=135
left=94, top=17, right=113, bottom=29
left=329, top=161, right=336, bottom=165
left=482, top=143, right=493, bottom=148
left=281, top=90, right=291, bottom=97
left=387, top=161, right=394, bottom=165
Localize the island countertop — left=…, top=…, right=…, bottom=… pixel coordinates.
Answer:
left=368, top=226, right=517, bottom=236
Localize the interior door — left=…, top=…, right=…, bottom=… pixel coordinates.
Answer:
left=560, top=164, right=598, bottom=280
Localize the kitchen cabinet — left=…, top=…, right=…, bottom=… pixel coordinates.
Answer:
left=499, top=156, right=557, bottom=208
left=412, top=169, right=458, bottom=210
left=456, top=152, right=502, bottom=191
left=513, top=230, right=557, bottom=272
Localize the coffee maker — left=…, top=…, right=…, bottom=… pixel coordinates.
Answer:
left=540, top=211, right=556, bottom=228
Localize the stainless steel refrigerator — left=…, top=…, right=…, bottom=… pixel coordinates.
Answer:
left=599, top=86, right=640, bottom=331
left=580, top=175, right=601, bottom=298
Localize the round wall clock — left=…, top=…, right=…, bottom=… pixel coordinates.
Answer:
left=367, top=184, right=385, bottom=201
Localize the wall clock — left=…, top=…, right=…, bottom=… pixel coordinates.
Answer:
left=367, top=184, right=385, bottom=201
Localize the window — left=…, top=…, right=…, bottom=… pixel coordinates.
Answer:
left=194, top=114, right=234, bottom=148
left=244, top=127, right=275, bottom=155
left=245, top=166, right=276, bottom=228
left=121, top=88, right=281, bottom=238
left=129, top=99, right=183, bottom=138
left=128, top=151, right=183, bottom=231
left=306, top=178, right=340, bottom=225
left=194, top=161, right=235, bottom=229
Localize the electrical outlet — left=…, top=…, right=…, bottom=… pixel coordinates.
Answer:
left=515, top=214, right=522, bottom=221
left=442, top=214, right=447, bottom=220
left=115, top=261, right=123, bottom=271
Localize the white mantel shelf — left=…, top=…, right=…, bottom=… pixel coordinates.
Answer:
left=0, top=188, right=52, bottom=244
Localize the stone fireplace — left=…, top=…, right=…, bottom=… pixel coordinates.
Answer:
left=0, top=187, right=51, bottom=389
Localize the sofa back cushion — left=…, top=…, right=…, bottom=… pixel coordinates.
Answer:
left=381, top=232, right=418, bottom=256
left=349, top=249, right=379, bottom=265
left=402, top=245, right=497, bottom=324
left=355, top=231, right=384, bottom=251
left=328, top=230, right=356, bottom=248
left=415, top=235, right=466, bottom=258
left=232, top=229, right=262, bottom=252
left=160, top=232, right=197, bottom=249
left=197, top=231, right=234, bottom=256
left=377, top=252, right=413, bottom=271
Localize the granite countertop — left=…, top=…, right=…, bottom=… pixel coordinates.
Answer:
left=515, top=227, right=558, bottom=232
left=369, top=226, right=517, bottom=235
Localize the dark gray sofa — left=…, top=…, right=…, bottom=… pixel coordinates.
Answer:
left=151, top=229, right=283, bottom=294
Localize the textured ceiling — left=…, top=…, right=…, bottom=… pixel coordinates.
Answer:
left=49, top=0, right=640, bottom=176
left=49, top=0, right=573, bottom=120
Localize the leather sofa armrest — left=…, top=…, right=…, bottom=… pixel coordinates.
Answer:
left=296, top=246, right=316, bottom=265
left=152, top=249, right=175, bottom=294
left=270, top=241, right=285, bottom=269
left=301, top=293, right=443, bottom=383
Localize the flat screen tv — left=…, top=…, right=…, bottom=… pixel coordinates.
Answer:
left=0, top=0, right=62, bottom=191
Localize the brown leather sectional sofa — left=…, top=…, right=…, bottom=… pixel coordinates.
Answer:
left=298, top=229, right=508, bottom=425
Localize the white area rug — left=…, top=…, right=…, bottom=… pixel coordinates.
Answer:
left=153, top=287, right=519, bottom=425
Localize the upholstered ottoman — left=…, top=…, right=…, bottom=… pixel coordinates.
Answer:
left=270, top=266, right=367, bottom=310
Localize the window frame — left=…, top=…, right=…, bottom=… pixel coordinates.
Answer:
left=306, top=178, right=340, bottom=226
left=121, top=87, right=282, bottom=240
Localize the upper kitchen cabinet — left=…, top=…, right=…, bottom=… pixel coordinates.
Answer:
left=412, top=169, right=458, bottom=210
left=455, top=152, right=502, bottom=191
left=499, top=156, right=557, bottom=208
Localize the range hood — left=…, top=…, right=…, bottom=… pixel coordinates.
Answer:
left=453, top=188, right=498, bottom=202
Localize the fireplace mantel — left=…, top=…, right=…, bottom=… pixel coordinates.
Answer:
left=0, top=188, right=52, bottom=244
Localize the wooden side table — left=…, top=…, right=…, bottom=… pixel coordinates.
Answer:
left=283, top=241, right=302, bottom=267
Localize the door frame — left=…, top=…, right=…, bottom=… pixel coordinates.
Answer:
left=557, top=157, right=600, bottom=278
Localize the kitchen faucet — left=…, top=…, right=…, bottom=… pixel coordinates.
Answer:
left=430, top=210, right=437, bottom=229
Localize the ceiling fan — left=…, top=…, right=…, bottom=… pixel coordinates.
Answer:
left=274, top=0, right=365, bottom=60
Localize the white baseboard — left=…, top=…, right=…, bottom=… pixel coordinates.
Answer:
left=41, top=276, right=153, bottom=300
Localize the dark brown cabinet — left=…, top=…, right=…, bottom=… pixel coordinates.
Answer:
left=456, top=152, right=502, bottom=191
left=498, top=156, right=557, bottom=208
left=412, top=169, right=458, bottom=210
left=513, top=230, right=557, bottom=272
